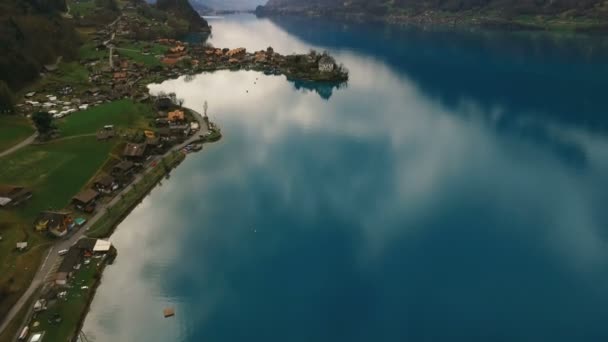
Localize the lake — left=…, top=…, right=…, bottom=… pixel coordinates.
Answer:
left=83, top=14, right=608, bottom=341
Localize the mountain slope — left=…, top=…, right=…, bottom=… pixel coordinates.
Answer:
left=0, top=0, right=80, bottom=90
left=156, top=0, right=211, bottom=31
left=257, top=0, right=608, bottom=30
left=193, top=0, right=263, bottom=11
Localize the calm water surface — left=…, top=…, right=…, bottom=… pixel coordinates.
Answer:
left=83, top=15, right=608, bottom=341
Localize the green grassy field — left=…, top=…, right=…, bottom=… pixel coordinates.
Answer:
left=34, top=62, right=89, bottom=93
left=79, top=42, right=108, bottom=61
left=115, top=41, right=168, bottom=67
left=0, top=136, right=116, bottom=218
left=0, top=116, right=34, bottom=152
left=69, top=0, right=97, bottom=17
left=116, top=48, right=162, bottom=67
left=0, top=136, right=116, bottom=319
left=56, top=99, right=153, bottom=137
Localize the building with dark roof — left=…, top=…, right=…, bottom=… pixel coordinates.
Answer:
left=72, top=189, right=100, bottom=212
left=122, top=143, right=147, bottom=161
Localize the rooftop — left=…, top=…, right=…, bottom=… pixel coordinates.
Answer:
left=72, top=189, right=99, bottom=204
left=123, top=143, right=147, bottom=157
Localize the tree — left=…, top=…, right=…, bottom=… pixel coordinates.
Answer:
left=32, top=112, right=54, bottom=134
left=168, top=92, right=177, bottom=105
left=0, top=81, right=15, bottom=114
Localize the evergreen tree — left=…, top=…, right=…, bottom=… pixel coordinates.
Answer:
left=32, top=111, right=54, bottom=134
left=0, top=81, right=15, bottom=114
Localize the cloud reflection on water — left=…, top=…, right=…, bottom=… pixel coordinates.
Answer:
left=83, top=16, right=608, bottom=342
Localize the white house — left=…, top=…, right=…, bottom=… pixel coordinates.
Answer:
left=318, top=56, right=335, bottom=73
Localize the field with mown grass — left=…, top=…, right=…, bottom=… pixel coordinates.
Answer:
left=0, top=116, right=34, bottom=152
left=115, top=41, right=168, bottom=67
left=56, top=99, right=154, bottom=137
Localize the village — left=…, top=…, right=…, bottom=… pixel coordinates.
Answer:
left=0, top=1, right=348, bottom=341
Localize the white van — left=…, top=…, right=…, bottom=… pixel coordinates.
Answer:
left=58, top=249, right=68, bottom=256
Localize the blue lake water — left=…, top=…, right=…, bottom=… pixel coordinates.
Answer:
left=83, top=15, right=608, bottom=341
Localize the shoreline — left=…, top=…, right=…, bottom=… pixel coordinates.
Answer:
left=69, top=107, right=218, bottom=341
left=71, top=107, right=219, bottom=341
left=3, top=106, right=219, bottom=342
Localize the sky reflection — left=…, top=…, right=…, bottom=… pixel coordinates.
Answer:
left=84, top=15, right=608, bottom=342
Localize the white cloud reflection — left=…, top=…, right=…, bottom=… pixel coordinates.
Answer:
left=84, top=16, right=608, bottom=341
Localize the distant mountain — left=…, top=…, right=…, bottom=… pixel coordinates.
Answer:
left=257, top=0, right=608, bottom=31
left=156, top=0, right=211, bottom=31
left=192, top=0, right=263, bottom=11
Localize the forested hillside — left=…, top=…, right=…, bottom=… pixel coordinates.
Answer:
left=0, top=0, right=80, bottom=92
left=257, top=0, right=608, bottom=29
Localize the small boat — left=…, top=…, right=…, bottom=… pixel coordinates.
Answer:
left=163, top=307, right=175, bottom=318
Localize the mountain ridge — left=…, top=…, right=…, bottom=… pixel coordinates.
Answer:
left=256, top=0, right=608, bottom=31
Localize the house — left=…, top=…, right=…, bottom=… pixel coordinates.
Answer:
left=75, top=237, right=114, bottom=258
left=16, top=242, right=28, bottom=251
left=190, top=121, right=200, bottom=132
left=170, top=124, right=191, bottom=137
left=71, top=189, right=100, bottom=212
left=113, top=72, right=127, bottom=81
left=55, top=247, right=82, bottom=285
left=146, top=137, right=163, bottom=152
left=35, top=211, right=73, bottom=237
left=75, top=237, right=98, bottom=258
left=93, top=174, right=117, bottom=194
left=0, top=185, right=32, bottom=207
left=226, top=47, right=246, bottom=58
left=318, top=56, right=335, bottom=73
left=155, top=118, right=170, bottom=127
left=167, top=110, right=185, bottom=123
left=156, top=127, right=171, bottom=139
left=112, top=160, right=136, bottom=179
left=161, top=57, right=180, bottom=66
left=96, top=129, right=115, bottom=141
left=122, top=143, right=147, bottom=162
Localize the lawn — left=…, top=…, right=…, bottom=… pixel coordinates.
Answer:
left=56, top=99, right=154, bottom=137
left=35, top=62, right=89, bottom=92
left=0, top=116, right=34, bottom=152
left=115, top=41, right=168, bottom=67
left=69, top=0, right=97, bottom=17
left=0, top=136, right=116, bottom=219
left=79, top=42, right=107, bottom=61
left=116, top=48, right=162, bottom=67
left=0, top=136, right=117, bottom=319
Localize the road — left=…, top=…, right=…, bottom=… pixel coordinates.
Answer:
left=0, top=110, right=209, bottom=338
left=0, top=133, right=38, bottom=158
